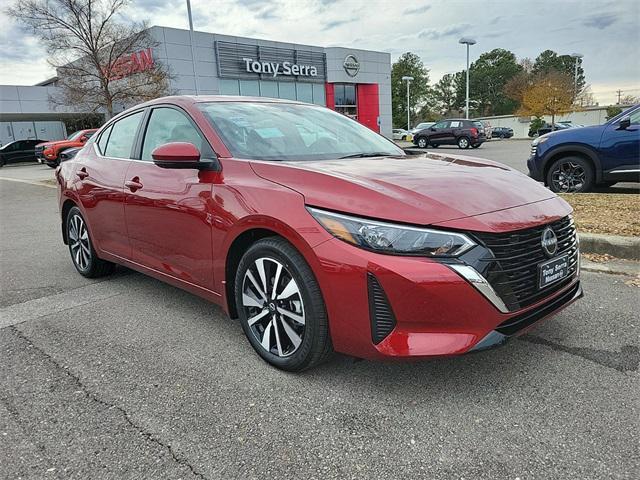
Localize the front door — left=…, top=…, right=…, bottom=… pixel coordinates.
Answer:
left=124, top=106, right=215, bottom=290
left=599, top=108, right=640, bottom=176
left=428, top=121, right=451, bottom=144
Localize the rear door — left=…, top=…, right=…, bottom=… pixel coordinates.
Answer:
left=123, top=105, right=215, bottom=290
left=75, top=110, right=145, bottom=259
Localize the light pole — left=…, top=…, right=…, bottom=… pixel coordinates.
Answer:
left=459, top=37, right=476, bottom=119
left=571, top=53, right=583, bottom=103
left=402, top=76, right=414, bottom=130
left=186, top=0, right=200, bottom=95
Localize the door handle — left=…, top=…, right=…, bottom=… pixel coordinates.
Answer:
left=125, top=178, right=143, bottom=192
left=76, top=168, right=89, bottom=179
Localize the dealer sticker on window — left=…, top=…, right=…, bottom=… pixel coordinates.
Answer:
left=538, top=255, right=569, bottom=289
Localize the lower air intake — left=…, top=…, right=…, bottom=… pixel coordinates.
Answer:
left=367, top=273, right=397, bottom=344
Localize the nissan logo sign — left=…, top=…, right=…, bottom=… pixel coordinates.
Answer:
left=343, top=55, right=360, bottom=77
left=541, top=227, right=558, bottom=257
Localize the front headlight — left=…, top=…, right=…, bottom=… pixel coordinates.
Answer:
left=531, top=135, right=549, bottom=147
left=308, top=207, right=476, bottom=257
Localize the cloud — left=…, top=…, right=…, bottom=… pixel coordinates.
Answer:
left=582, top=13, right=618, bottom=29
left=403, top=5, right=431, bottom=15
left=417, top=23, right=471, bottom=40
left=324, top=19, right=354, bottom=30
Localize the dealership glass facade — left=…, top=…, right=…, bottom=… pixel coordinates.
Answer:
left=219, top=79, right=326, bottom=105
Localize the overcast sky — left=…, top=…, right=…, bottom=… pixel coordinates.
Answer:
left=1, top=0, right=638, bottom=104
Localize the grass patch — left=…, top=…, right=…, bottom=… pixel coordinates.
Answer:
left=559, top=193, right=640, bottom=237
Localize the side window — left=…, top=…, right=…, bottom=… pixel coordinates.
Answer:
left=433, top=121, right=449, bottom=129
left=97, top=125, right=112, bottom=155
left=141, top=107, right=207, bottom=161
left=450, top=121, right=462, bottom=128
left=104, top=111, right=144, bottom=159
left=629, top=109, right=640, bottom=125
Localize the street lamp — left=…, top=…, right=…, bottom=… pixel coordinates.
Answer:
left=186, top=0, right=200, bottom=95
left=402, top=76, right=414, bottom=130
left=571, top=53, right=583, bottom=102
left=459, top=37, right=476, bottom=119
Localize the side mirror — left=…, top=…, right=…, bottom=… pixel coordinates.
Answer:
left=152, top=142, right=210, bottom=169
left=618, top=117, right=631, bottom=130
left=80, top=136, right=87, bottom=143
left=430, top=127, right=436, bottom=131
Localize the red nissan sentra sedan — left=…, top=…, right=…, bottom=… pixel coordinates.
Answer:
left=56, top=96, right=582, bottom=371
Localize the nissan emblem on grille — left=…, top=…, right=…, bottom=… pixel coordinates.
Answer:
left=541, top=227, right=558, bottom=257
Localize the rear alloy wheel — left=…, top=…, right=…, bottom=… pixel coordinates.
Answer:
left=417, top=137, right=428, bottom=148
left=546, top=157, right=594, bottom=193
left=457, top=136, right=470, bottom=149
left=66, top=206, right=115, bottom=278
left=235, top=237, right=332, bottom=371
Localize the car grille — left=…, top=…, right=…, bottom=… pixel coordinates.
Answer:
left=34, top=145, right=44, bottom=158
left=472, top=216, right=579, bottom=311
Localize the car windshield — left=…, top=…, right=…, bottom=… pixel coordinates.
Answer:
left=67, top=131, right=84, bottom=141
left=199, top=102, right=403, bottom=161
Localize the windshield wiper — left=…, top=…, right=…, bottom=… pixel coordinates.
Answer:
left=338, top=152, right=393, bottom=159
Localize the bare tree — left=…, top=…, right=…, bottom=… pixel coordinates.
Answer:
left=6, top=0, right=171, bottom=118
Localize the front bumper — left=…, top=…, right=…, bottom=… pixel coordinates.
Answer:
left=312, top=237, right=581, bottom=360
left=527, top=156, right=544, bottom=181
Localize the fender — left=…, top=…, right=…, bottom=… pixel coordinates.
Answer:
left=217, top=212, right=332, bottom=317
left=540, top=143, right=603, bottom=183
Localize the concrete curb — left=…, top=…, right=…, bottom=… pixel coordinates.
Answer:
left=579, top=233, right=640, bottom=261
left=580, top=256, right=640, bottom=277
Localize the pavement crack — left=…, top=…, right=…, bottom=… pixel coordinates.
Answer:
left=520, top=334, right=639, bottom=372
left=7, top=325, right=210, bottom=480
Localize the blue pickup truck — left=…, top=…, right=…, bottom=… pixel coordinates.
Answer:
left=527, top=104, right=640, bottom=192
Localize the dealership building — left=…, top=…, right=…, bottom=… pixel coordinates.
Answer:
left=0, top=26, right=393, bottom=144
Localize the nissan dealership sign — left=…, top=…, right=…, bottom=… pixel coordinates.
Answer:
left=343, top=54, right=360, bottom=77
left=216, top=41, right=326, bottom=83
left=242, top=58, right=319, bottom=78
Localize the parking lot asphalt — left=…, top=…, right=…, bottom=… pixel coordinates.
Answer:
left=400, top=139, right=639, bottom=194
left=1, top=169, right=639, bottom=479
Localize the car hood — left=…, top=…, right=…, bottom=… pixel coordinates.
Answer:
left=250, top=153, right=558, bottom=225
left=40, top=139, right=80, bottom=149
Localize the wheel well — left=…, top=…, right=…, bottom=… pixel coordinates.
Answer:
left=225, top=228, right=280, bottom=319
left=543, top=151, right=595, bottom=185
left=61, top=200, right=76, bottom=244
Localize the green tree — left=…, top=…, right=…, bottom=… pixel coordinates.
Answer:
left=454, top=49, right=522, bottom=116
left=432, top=73, right=457, bottom=115
left=391, top=52, right=430, bottom=129
left=606, top=105, right=623, bottom=120
left=533, top=50, right=585, bottom=97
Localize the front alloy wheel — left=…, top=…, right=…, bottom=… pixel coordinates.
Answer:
left=241, top=257, right=305, bottom=357
left=547, top=157, right=594, bottom=193
left=417, top=137, right=428, bottom=148
left=235, top=237, right=332, bottom=371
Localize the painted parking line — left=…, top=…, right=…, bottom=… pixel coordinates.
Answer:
left=0, top=177, right=57, bottom=189
left=0, top=282, right=125, bottom=329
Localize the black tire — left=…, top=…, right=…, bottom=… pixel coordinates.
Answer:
left=234, top=237, right=332, bottom=371
left=430, top=143, right=438, bottom=148
left=66, top=206, right=115, bottom=278
left=546, top=156, right=594, bottom=193
left=471, top=144, right=481, bottom=149
left=46, top=162, right=58, bottom=169
left=416, top=137, right=428, bottom=149
left=457, top=136, right=470, bottom=149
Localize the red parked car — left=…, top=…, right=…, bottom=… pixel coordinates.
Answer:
left=56, top=96, right=582, bottom=371
left=37, top=129, right=97, bottom=168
